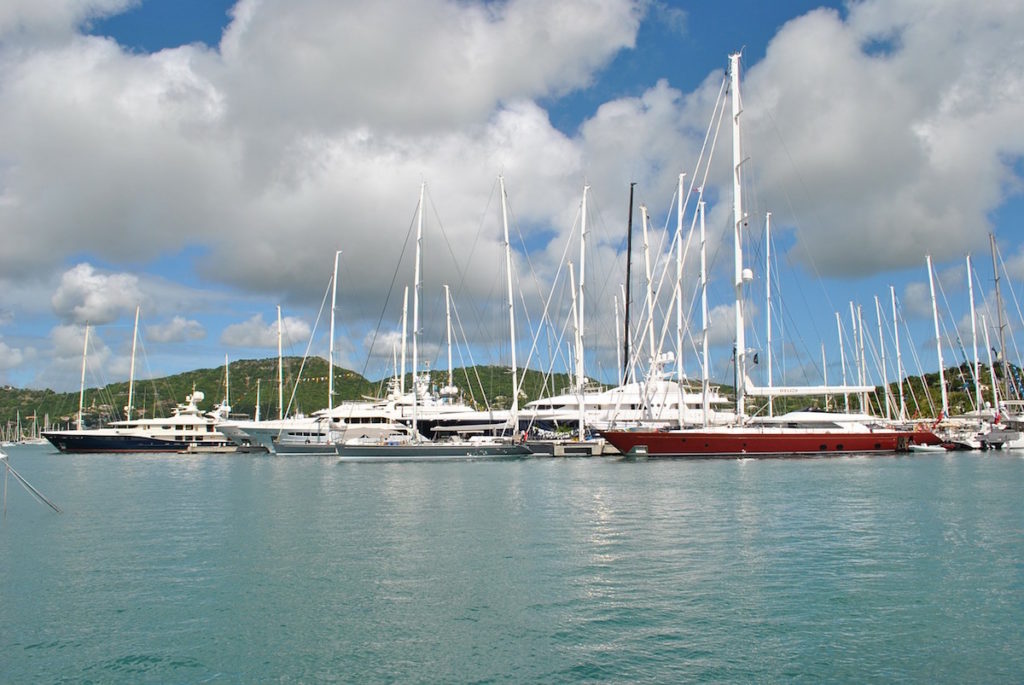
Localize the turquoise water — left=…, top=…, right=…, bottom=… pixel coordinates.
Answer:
left=2, top=445, right=1023, bottom=683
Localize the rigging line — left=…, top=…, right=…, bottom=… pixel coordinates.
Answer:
left=423, top=184, right=474, bottom=345
left=638, top=80, right=729, bottom=378
left=934, top=273, right=975, bottom=407
left=857, top=307, right=890, bottom=413
left=901, top=307, right=936, bottom=417
left=517, top=199, right=582, bottom=382
left=995, top=246, right=1024, bottom=397
left=448, top=294, right=489, bottom=410
left=893, top=294, right=926, bottom=418
left=873, top=303, right=901, bottom=414
left=283, top=272, right=333, bottom=418
left=1, top=454, right=62, bottom=514
left=359, top=197, right=420, bottom=382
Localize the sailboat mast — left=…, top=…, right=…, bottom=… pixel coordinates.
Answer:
left=982, top=314, right=1000, bottom=411
left=926, top=255, right=949, bottom=417
left=967, top=254, right=982, bottom=412
left=500, top=176, right=519, bottom=432
left=765, top=212, right=773, bottom=417
left=990, top=233, right=1012, bottom=399
left=857, top=304, right=867, bottom=412
left=623, top=182, right=635, bottom=384
left=277, top=305, right=283, bottom=420
left=615, top=295, right=622, bottom=386
left=875, top=296, right=890, bottom=419
left=837, top=312, right=849, bottom=413
left=412, top=182, right=424, bottom=440
left=400, top=286, right=408, bottom=394
left=578, top=185, right=588, bottom=397
left=127, top=305, right=139, bottom=421
left=329, top=250, right=340, bottom=414
left=641, top=206, right=656, bottom=367
left=568, top=261, right=584, bottom=439
left=78, top=323, right=90, bottom=430
left=699, top=197, right=710, bottom=427
left=676, top=172, right=686, bottom=387
left=729, top=52, right=747, bottom=419
left=821, top=343, right=829, bottom=410
left=444, top=284, right=453, bottom=390
left=890, top=286, right=906, bottom=421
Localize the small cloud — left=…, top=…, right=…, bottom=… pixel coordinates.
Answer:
left=651, top=2, right=687, bottom=36
left=147, top=315, right=206, bottom=343
left=221, top=313, right=311, bottom=348
left=51, top=263, right=142, bottom=325
left=901, top=281, right=932, bottom=320
left=0, top=338, right=24, bottom=369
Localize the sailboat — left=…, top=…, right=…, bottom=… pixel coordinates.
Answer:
left=335, top=181, right=530, bottom=461
left=42, top=312, right=237, bottom=453
left=601, top=53, right=942, bottom=458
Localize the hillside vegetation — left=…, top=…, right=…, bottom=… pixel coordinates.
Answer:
left=0, top=357, right=579, bottom=433
left=3, top=356, right=1018, bottom=436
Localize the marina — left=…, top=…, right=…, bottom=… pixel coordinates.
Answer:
left=1, top=2, right=1023, bottom=682
left=2, top=443, right=1022, bottom=682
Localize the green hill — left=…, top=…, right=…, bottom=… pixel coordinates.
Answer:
left=0, top=358, right=580, bottom=434
left=6, top=356, right=1014, bottom=436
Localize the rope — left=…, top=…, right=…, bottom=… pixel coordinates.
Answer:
left=1, top=453, right=62, bottom=515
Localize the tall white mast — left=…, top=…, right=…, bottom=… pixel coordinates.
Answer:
left=500, top=176, right=520, bottom=433
left=277, top=305, right=283, bottom=420
left=729, top=52, right=748, bottom=420
left=699, top=197, right=710, bottom=427
left=329, top=250, right=341, bottom=414
left=990, top=234, right=1011, bottom=400
left=412, top=182, right=424, bottom=440
left=568, top=261, right=584, bottom=439
left=967, top=254, right=982, bottom=412
left=926, top=255, right=948, bottom=417
left=675, top=172, right=686, bottom=386
left=126, top=305, right=139, bottom=421
left=400, top=286, right=408, bottom=394
left=224, top=353, right=230, bottom=407
left=849, top=302, right=860, bottom=411
left=77, top=323, right=90, bottom=430
left=857, top=304, right=867, bottom=412
left=615, top=294, right=623, bottom=386
left=641, top=205, right=657, bottom=368
left=837, top=312, right=849, bottom=413
left=255, top=378, right=261, bottom=422
left=765, top=212, right=773, bottom=417
left=444, top=284, right=453, bottom=391
left=890, top=286, right=906, bottom=421
left=578, top=185, right=589, bottom=398
left=982, top=314, right=1000, bottom=412
left=875, top=296, right=890, bottom=420
left=821, top=343, right=829, bottom=409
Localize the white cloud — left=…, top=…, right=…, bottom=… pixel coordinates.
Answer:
left=34, top=322, right=114, bottom=391
left=51, top=263, right=142, bottom=324
left=221, top=313, right=312, bottom=348
left=0, top=0, right=1022, bottom=386
left=0, top=338, right=25, bottom=369
left=219, top=0, right=640, bottom=134
left=738, top=1, right=1024, bottom=276
left=147, top=315, right=206, bottom=343
left=0, top=0, right=135, bottom=41
left=901, top=281, right=932, bottom=320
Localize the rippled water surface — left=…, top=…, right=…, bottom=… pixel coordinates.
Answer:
left=2, top=445, right=1023, bottom=683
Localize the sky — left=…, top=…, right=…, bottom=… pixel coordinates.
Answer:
left=1, top=0, right=1023, bottom=404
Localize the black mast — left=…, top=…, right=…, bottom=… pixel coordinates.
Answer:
left=623, top=182, right=635, bottom=383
